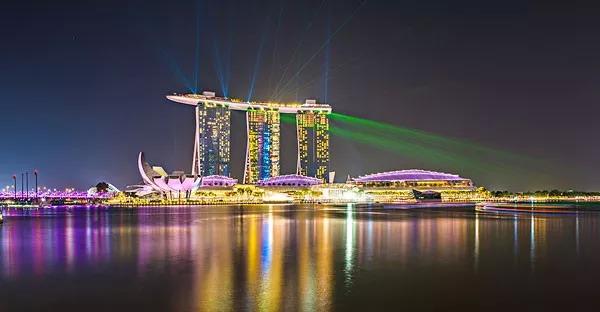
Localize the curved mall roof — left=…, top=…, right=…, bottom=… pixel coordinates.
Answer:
left=354, top=169, right=469, bottom=183
left=200, top=175, right=237, bottom=187
left=258, top=174, right=323, bottom=187
left=167, top=92, right=331, bottom=114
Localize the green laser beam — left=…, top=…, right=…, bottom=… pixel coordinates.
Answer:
left=281, top=114, right=494, bottom=173
left=330, top=126, right=470, bottom=167
left=329, top=116, right=538, bottom=175
left=280, top=112, right=548, bottom=180
left=329, top=112, right=530, bottom=163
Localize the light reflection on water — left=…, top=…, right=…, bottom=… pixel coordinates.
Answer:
left=1, top=205, right=600, bottom=310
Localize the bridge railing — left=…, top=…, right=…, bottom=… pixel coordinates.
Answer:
left=0, top=191, right=113, bottom=200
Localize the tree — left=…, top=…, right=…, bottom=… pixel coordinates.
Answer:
left=96, top=182, right=110, bottom=193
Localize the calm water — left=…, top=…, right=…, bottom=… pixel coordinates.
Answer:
left=1, top=204, right=600, bottom=311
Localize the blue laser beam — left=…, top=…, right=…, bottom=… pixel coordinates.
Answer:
left=246, top=19, right=271, bottom=102
left=275, top=0, right=367, bottom=99
left=192, top=0, right=202, bottom=93
left=271, top=0, right=329, bottom=99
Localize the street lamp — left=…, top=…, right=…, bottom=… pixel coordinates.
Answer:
left=34, top=170, right=38, bottom=199
left=12, top=175, right=16, bottom=200
left=26, top=171, right=29, bottom=200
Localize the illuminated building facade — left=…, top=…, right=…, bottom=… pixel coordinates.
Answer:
left=168, top=92, right=331, bottom=185
left=352, top=169, right=474, bottom=190
left=296, top=110, right=330, bottom=181
left=257, top=174, right=322, bottom=187
left=244, top=109, right=280, bottom=184
left=137, top=152, right=201, bottom=198
left=192, top=101, right=231, bottom=177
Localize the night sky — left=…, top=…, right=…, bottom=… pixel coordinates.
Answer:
left=2, top=0, right=600, bottom=191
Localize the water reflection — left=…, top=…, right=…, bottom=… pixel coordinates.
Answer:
left=474, top=212, right=480, bottom=270
left=530, top=214, right=536, bottom=271
left=344, top=203, right=354, bottom=290
left=1, top=205, right=599, bottom=310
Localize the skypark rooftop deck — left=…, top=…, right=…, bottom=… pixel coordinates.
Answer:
left=167, top=91, right=332, bottom=114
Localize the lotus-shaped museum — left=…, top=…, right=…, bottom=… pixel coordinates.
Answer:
left=137, top=152, right=238, bottom=196
left=138, top=152, right=201, bottom=193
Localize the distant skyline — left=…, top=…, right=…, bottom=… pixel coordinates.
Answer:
left=2, top=0, right=600, bottom=191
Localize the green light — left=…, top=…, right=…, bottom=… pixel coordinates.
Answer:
left=330, top=112, right=550, bottom=174
left=280, top=113, right=296, bottom=124
left=330, top=126, right=467, bottom=167
left=329, top=112, right=526, bottom=163
left=281, top=111, right=546, bottom=179
left=283, top=112, right=478, bottom=169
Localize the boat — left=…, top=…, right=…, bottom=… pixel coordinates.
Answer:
left=412, top=190, right=442, bottom=202
left=476, top=203, right=578, bottom=214
left=384, top=202, right=475, bottom=210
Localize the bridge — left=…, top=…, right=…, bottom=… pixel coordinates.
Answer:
left=0, top=191, right=111, bottom=201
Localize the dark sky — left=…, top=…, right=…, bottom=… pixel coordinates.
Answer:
left=2, top=0, right=600, bottom=191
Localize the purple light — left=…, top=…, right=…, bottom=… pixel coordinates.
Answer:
left=200, top=175, right=237, bottom=187
left=0, top=190, right=111, bottom=200
left=354, top=169, right=467, bottom=183
left=152, top=176, right=201, bottom=192
left=257, top=174, right=322, bottom=187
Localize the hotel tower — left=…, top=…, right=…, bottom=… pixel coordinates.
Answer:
left=168, top=92, right=331, bottom=183
left=296, top=105, right=329, bottom=180
left=243, top=108, right=280, bottom=184
left=191, top=96, right=231, bottom=177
